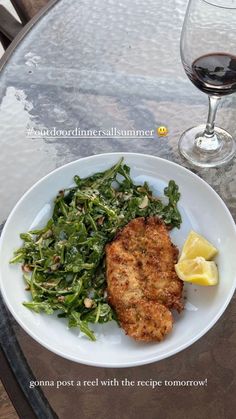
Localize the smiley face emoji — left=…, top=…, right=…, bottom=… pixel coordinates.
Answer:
left=157, top=126, right=168, bottom=137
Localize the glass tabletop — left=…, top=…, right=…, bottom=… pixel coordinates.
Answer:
left=0, top=0, right=236, bottom=417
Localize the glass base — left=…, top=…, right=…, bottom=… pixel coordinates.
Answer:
left=179, top=124, right=236, bottom=168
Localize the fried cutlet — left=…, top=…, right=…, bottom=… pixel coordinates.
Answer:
left=105, top=217, right=183, bottom=342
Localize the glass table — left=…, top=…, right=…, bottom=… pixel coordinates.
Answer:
left=0, top=0, right=236, bottom=417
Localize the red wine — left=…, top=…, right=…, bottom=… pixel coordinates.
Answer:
left=187, top=53, right=236, bottom=96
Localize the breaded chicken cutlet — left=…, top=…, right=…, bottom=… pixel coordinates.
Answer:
left=105, top=217, right=183, bottom=342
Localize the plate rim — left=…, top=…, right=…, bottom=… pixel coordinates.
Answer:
left=1, top=152, right=236, bottom=367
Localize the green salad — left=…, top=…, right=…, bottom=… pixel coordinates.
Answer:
left=10, top=158, right=182, bottom=340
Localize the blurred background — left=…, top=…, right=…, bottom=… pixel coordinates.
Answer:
left=0, top=0, right=20, bottom=57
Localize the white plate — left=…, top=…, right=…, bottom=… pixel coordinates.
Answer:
left=0, top=153, right=236, bottom=367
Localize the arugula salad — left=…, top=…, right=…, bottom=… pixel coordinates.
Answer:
left=10, top=158, right=182, bottom=340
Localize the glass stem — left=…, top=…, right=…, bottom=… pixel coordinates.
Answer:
left=204, top=95, right=221, bottom=137
left=195, top=95, right=222, bottom=151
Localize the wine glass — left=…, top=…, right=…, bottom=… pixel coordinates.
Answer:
left=179, top=0, right=236, bottom=167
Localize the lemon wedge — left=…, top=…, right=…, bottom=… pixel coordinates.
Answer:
left=179, top=230, right=218, bottom=261
left=175, top=257, right=218, bottom=286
